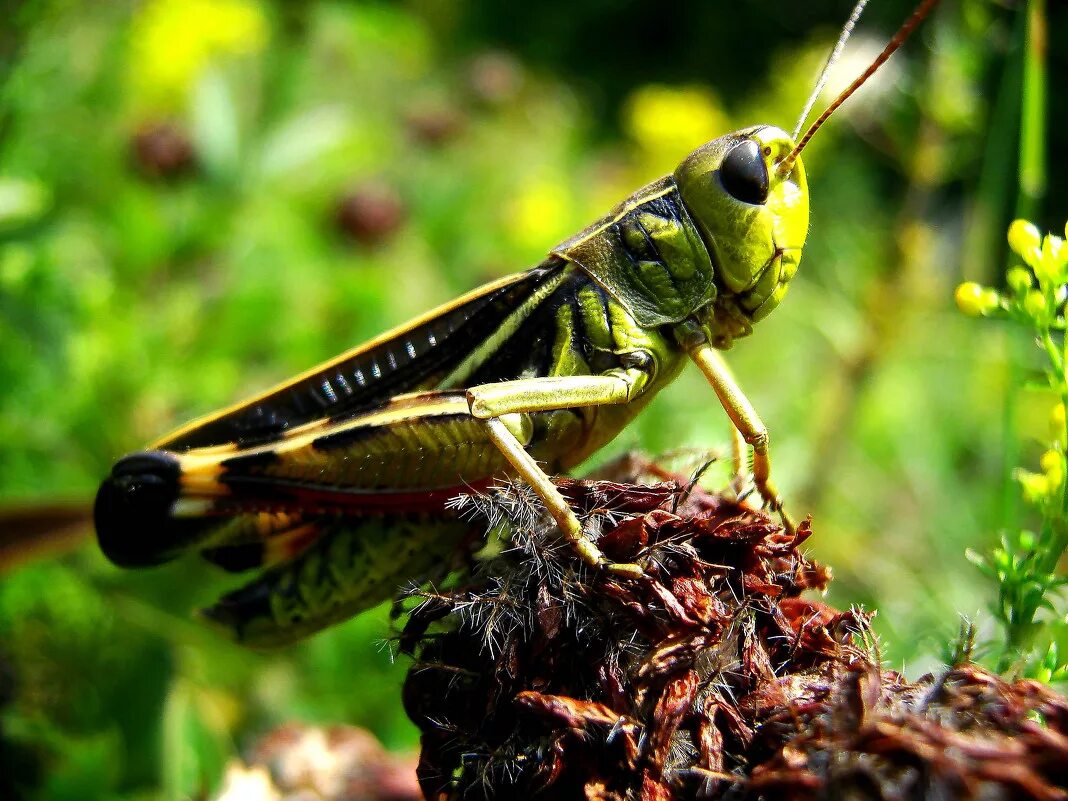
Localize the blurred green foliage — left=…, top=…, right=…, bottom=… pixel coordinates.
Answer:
left=1, top=0, right=1065, bottom=798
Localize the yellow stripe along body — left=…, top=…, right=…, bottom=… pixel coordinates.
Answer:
left=176, top=264, right=685, bottom=503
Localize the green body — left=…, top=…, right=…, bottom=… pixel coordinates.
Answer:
left=95, top=125, right=810, bottom=647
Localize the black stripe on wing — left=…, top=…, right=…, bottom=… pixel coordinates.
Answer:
left=157, top=261, right=564, bottom=451
left=466, top=266, right=601, bottom=386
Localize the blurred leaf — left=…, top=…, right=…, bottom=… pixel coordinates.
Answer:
left=191, top=70, right=242, bottom=182
left=38, top=727, right=123, bottom=801
left=0, top=178, right=51, bottom=231
left=161, top=678, right=233, bottom=801
left=258, top=105, right=355, bottom=179
left=3, top=714, right=123, bottom=801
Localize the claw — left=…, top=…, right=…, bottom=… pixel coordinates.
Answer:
left=761, top=491, right=796, bottom=536
left=777, top=508, right=797, bottom=536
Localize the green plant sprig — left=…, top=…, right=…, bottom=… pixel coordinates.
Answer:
left=957, top=218, right=1068, bottom=679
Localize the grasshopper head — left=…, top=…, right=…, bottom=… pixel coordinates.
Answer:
left=675, top=125, right=808, bottom=343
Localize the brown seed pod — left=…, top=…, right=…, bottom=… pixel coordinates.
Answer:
left=213, top=722, right=420, bottom=801
left=465, top=52, right=524, bottom=107
left=334, top=182, right=407, bottom=247
left=130, top=122, right=196, bottom=180
left=405, top=102, right=465, bottom=148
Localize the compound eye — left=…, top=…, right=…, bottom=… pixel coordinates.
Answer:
left=719, top=139, right=769, bottom=205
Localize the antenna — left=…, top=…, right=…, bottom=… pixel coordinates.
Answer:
left=792, top=0, right=871, bottom=143
left=777, top=0, right=941, bottom=178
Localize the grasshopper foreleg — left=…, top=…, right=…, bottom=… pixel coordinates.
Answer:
left=469, top=370, right=650, bottom=578
left=687, top=344, right=796, bottom=535
left=728, top=422, right=747, bottom=497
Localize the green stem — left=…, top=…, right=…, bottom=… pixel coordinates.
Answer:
left=1041, top=330, right=1062, bottom=375
left=1017, top=0, right=1047, bottom=221
left=988, top=0, right=1055, bottom=677
left=1061, top=387, right=1068, bottom=522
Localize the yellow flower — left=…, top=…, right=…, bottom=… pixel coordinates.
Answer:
left=507, top=178, right=572, bottom=253
left=1006, top=266, right=1032, bottom=295
left=1016, top=469, right=1050, bottom=505
left=129, top=0, right=268, bottom=108
left=623, top=85, right=728, bottom=174
left=954, top=282, right=998, bottom=316
left=1041, top=449, right=1064, bottom=492
left=1007, top=218, right=1068, bottom=289
left=1051, top=402, right=1066, bottom=443
left=1007, top=219, right=1042, bottom=266
left=1024, top=289, right=1048, bottom=320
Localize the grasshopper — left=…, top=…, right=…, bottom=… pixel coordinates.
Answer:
left=94, top=0, right=939, bottom=647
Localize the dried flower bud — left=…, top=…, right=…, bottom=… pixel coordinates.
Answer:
left=466, top=52, right=523, bottom=106
left=405, top=102, right=464, bottom=148
left=130, top=121, right=196, bottom=180
left=335, top=182, right=406, bottom=247
left=212, top=723, right=420, bottom=801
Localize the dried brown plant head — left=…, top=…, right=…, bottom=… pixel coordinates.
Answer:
left=400, top=458, right=1068, bottom=801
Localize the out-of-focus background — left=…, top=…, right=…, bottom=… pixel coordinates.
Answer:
left=0, top=0, right=1064, bottom=797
